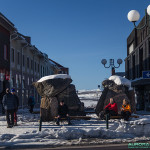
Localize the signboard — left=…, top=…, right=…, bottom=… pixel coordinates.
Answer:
left=143, top=71, right=150, bottom=79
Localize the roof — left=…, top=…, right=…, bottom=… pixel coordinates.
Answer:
left=49, top=58, right=65, bottom=68
left=0, top=12, right=16, bottom=31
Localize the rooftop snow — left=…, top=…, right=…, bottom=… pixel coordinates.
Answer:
left=109, top=75, right=131, bottom=88
left=37, top=74, right=71, bottom=82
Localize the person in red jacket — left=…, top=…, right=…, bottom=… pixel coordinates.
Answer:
left=104, top=98, right=118, bottom=116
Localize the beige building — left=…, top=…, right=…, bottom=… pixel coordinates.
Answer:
left=10, top=32, right=54, bottom=107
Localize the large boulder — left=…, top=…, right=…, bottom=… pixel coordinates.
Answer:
left=40, top=97, right=58, bottom=121
left=57, top=84, right=85, bottom=115
left=33, top=75, right=72, bottom=97
left=33, top=74, right=85, bottom=119
left=95, top=75, right=135, bottom=116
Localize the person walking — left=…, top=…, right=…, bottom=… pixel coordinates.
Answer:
left=11, top=88, right=19, bottom=126
left=28, top=94, right=35, bottom=113
left=56, top=100, right=71, bottom=125
left=2, top=88, right=17, bottom=128
left=121, top=99, right=131, bottom=121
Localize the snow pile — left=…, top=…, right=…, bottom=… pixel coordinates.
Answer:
left=109, top=75, right=131, bottom=88
left=116, top=115, right=150, bottom=137
left=37, top=74, right=71, bottom=82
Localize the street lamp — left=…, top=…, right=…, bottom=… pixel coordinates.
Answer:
left=101, top=59, right=123, bottom=75
left=127, top=5, right=150, bottom=30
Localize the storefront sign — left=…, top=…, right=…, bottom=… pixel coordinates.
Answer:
left=143, top=71, right=150, bottom=79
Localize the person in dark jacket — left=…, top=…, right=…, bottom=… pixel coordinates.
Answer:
left=11, top=88, right=19, bottom=126
left=28, top=94, right=35, bottom=113
left=56, top=100, right=71, bottom=125
left=2, top=88, right=17, bottom=128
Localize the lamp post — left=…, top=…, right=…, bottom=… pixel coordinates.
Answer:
left=101, top=59, right=123, bottom=75
left=127, top=5, right=150, bottom=31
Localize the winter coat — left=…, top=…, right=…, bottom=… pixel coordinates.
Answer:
left=58, top=104, right=69, bottom=116
left=12, top=94, right=19, bottom=109
left=28, top=96, right=35, bottom=106
left=122, top=104, right=131, bottom=113
left=104, top=103, right=118, bottom=114
left=2, top=93, right=17, bottom=110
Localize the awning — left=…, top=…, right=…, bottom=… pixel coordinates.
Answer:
left=132, top=78, right=150, bottom=86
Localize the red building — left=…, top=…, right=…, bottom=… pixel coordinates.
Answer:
left=0, top=13, right=16, bottom=93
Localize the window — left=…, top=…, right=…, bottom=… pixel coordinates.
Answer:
left=132, top=54, right=135, bottom=79
left=129, top=43, right=134, bottom=54
left=28, top=77, right=30, bottom=85
left=4, top=45, right=8, bottom=60
left=43, top=67, right=44, bottom=76
left=141, top=32, right=143, bottom=42
left=38, top=64, right=39, bottom=72
left=35, top=62, right=36, bottom=72
left=146, top=26, right=149, bottom=36
left=41, top=66, right=42, bottom=76
left=22, top=79, right=25, bottom=89
left=27, top=57, right=29, bottom=68
left=143, top=29, right=146, bottom=39
left=31, top=60, right=33, bottom=70
left=17, top=52, right=20, bottom=64
left=139, top=47, right=143, bottom=77
left=23, top=55, right=25, bottom=67
left=12, top=48, right=15, bottom=62
left=16, top=74, right=19, bottom=88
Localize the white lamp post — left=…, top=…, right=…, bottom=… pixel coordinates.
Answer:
left=127, top=5, right=150, bottom=30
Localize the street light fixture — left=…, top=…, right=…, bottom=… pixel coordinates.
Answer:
left=127, top=5, right=150, bottom=30
left=101, top=59, right=123, bottom=75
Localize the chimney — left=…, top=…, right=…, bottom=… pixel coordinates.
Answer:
left=25, top=36, right=31, bottom=44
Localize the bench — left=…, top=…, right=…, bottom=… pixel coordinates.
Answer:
left=105, top=114, right=139, bottom=129
left=109, top=115, right=139, bottom=119
left=39, top=116, right=91, bottom=131
left=54, top=116, right=91, bottom=120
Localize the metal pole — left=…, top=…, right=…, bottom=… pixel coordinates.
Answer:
left=149, top=15, right=150, bottom=35
left=39, top=116, right=42, bottom=131
left=106, top=114, right=109, bottom=129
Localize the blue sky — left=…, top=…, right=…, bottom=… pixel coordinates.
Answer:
left=0, top=0, right=149, bottom=90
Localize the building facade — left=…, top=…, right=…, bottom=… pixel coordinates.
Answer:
left=10, top=32, right=54, bottom=106
left=0, top=12, right=69, bottom=110
left=125, top=13, right=150, bottom=111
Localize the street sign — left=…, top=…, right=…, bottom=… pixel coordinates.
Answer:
left=143, top=71, right=150, bottom=79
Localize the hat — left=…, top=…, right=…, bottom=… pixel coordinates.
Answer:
left=11, top=88, right=15, bottom=92
left=60, top=100, right=64, bottom=103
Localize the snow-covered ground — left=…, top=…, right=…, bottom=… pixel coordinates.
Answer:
left=0, top=89, right=150, bottom=147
